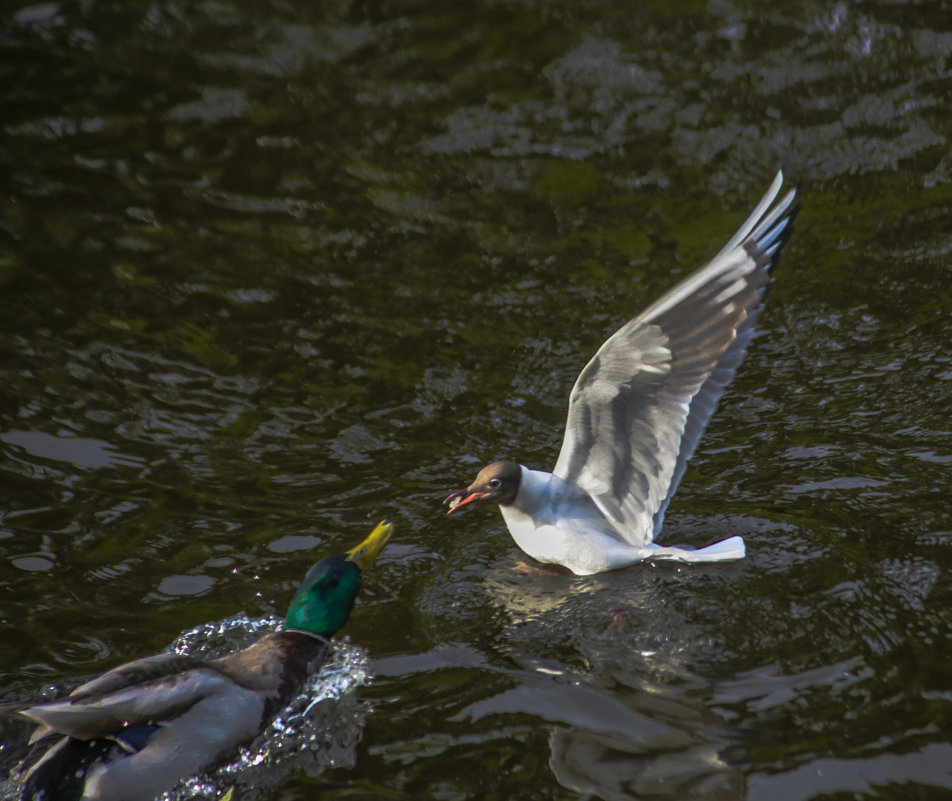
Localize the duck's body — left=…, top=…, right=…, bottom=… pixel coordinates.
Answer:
left=445, top=172, right=798, bottom=575
left=18, top=631, right=327, bottom=801
left=7, top=522, right=392, bottom=801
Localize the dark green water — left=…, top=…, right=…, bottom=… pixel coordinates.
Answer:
left=2, top=1, right=952, bottom=799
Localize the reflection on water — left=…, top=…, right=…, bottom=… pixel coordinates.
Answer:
left=1, top=430, right=144, bottom=471
left=3, top=0, right=952, bottom=798
left=482, top=559, right=747, bottom=799
left=746, top=742, right=952, bottom=801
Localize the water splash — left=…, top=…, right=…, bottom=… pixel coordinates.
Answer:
left=169, top=612, right=287, bottom=656
left=162, top=613, right=373, bottom=801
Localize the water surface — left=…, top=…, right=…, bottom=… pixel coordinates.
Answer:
left=2, top=1, right=952, bottom=799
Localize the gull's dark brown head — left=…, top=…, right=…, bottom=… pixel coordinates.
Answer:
left=443, top=460, right=521, bottom=514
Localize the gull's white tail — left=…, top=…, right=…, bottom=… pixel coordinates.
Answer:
left=644, top=535, right=746, bottom=563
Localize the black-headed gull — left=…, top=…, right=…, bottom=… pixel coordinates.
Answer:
left=444, top=171, right=799, bottom=575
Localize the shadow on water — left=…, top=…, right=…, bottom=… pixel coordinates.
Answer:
left=3, top=0, right=952, bottom=798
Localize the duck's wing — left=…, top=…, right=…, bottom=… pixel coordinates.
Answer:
left=15, top=650, right=273, bottom=801
left=16, top=653, right=237, bottom=741
left=552, top=171, right=798, bottom=545
left=69, top=652, right=206, bottom=699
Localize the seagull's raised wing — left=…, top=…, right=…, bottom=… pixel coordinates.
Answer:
left=552, top=171, right=798, bottom=545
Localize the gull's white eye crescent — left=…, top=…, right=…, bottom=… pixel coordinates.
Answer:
left=489, top=478, right=502, bottom=490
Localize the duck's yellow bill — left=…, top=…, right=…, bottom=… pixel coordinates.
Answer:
left=345, top=520, right=392, bottom=569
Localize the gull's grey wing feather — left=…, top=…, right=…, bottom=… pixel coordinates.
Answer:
left=552, top=171, right=798, bottom=545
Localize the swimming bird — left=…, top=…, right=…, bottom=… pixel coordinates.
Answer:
left=444, top=171, right=798, bottom=575
left=5, top=521, right=392, bottom=801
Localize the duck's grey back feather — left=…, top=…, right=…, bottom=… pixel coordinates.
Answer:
left=552, top=171, right=798, bottom=545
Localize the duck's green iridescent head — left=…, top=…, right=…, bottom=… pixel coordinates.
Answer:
left=284, top=521, right=392, bottom=637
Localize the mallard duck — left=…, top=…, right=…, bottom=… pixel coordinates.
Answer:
left=444, top=171, right=798, bottom=575
left=5, top=521, right=392, bottom=801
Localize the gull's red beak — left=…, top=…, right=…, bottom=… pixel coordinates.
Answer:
left=443, top=489, right=489, bottom=515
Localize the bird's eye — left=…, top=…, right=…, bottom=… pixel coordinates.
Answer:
left=328, top=571, right=341, bottom=588
left=489, top=478, right=502, bottom=490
